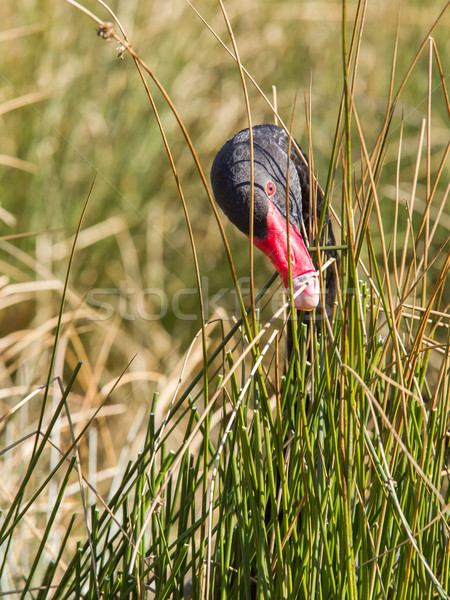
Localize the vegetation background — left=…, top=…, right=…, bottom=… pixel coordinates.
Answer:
left=0, top=0, right=448, bottom=598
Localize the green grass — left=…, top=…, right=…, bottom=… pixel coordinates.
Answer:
left=0, top=0, right=449, bottom=598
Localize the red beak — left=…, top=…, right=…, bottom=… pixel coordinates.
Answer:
left=252, top=202, right=319, bottom=310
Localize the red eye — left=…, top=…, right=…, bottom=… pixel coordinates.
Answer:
left=266, top=181, right=276, bottom=196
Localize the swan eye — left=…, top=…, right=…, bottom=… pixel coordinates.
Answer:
left=266, top=181, right=276, bottom=196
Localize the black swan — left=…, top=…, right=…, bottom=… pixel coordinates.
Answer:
left=211, top=123, right=338, bottom=323
left=209, top=124, right=339, bottom=596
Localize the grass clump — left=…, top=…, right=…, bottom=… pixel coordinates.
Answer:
left=0, top=0, right=448, bottom=598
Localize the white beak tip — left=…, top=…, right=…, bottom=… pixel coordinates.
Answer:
left=292, top=274, right=320, bottom=311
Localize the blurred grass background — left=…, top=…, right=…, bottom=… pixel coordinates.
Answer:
left=0, top=0, right=448, bottom=593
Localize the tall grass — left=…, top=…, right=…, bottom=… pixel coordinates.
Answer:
left=0, top=0, right=449, bottom=598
